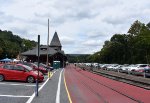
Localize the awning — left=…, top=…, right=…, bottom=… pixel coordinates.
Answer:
left=0, top=58, right=12, bottom=62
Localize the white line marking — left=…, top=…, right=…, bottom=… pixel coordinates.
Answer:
left=56, top=69, right=63, bottom=103
left=0, top=83, right=41, bottom=87
left=26, top=78, right=49, bottom=103
left=0, top=95, right=31, bottom=98
left=38, top=78, right=49, bottom=91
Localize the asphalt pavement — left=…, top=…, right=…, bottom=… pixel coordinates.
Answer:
left=0, top=69, right=69, bottom=103
left=0, top=80, right=39, bottom=103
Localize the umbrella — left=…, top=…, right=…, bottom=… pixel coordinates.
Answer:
left=0, top=58, right=12, bottom=62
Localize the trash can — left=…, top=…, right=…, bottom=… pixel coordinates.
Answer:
left=53, top=61, right=60, bottom=69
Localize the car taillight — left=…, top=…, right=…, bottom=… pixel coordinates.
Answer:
left=139, top=70, right=144, bottom=72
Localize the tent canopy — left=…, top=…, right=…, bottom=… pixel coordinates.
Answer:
left=0, top=58, right=12, bottom=62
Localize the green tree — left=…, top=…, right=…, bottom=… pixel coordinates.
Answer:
left=0, top=29, right=36, bottom=59
left=128, top=20, right=144, bottom=36
left=146, top=22, right=150, bottom=29
left=91, top=20, right=150, bottom=64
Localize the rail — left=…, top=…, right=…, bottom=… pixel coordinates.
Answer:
left=77, top=65, right=150, bottom=90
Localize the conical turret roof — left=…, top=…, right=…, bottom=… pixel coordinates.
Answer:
left=50, top=32, right=62, bottom=47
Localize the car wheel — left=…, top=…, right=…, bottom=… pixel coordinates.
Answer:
left=0, top=74, right=4, bottom=82
left=27, top=76, right=35, bottom=83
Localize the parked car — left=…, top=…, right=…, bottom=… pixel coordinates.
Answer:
left=120, top=64, right=129, bottom=70
left=34, top=62, right=54, bottom=71
left=0, top=64, right=44, bottom=83
left=101, top=64, right=110, bottom=70
left=19, top=62, right=48, bottom=75
left=129, top=64, right=149, bottom=71
left=124, top=65, right=136, bottom=71
left=135, top=69, right=150, bottom=77
left=107, top=64, right=119, bottom=70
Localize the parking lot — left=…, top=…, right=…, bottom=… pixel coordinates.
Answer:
left=0, top=74, right=49, bottom=103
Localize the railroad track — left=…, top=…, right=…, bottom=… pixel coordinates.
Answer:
left=73, top=68, right=144, bottom=103
left=92, top=70, right=150, bottom=90
left=78, top=65, right=150, bottom=90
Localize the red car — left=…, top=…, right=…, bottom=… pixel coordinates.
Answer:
left=31, top=63, right=48, bottom=74
left=20, top=62, right=48, bottom=75
left=0, top=64, right=44, bottom=83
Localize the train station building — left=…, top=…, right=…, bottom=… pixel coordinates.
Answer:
left=21, top=32, right=67, bottom=68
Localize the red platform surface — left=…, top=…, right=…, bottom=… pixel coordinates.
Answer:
left=64, top=65, right=150, bottom=103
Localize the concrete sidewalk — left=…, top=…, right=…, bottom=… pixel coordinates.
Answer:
left=27, top=69, right=69, bottom=103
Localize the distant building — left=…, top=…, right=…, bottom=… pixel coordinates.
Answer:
left=21, top=32, right=67, bottom=67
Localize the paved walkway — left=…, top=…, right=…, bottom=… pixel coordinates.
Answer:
left=27, top=69, right=69, bottom=103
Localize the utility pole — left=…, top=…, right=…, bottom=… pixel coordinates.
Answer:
left=36, top=35, right=40, bottom=96
left=46, top=19, right=50, bottom=66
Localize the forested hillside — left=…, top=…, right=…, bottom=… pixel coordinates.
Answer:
left=66, top=54, right=90, bottom=63
left=90, top=20, right=150, bottom=64
left=0, top=30, right=36, bottom=59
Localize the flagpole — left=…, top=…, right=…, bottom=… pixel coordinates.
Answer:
left=46, top=19, right=49, bottom=66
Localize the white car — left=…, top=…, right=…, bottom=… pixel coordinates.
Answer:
left=121, top=64, right=130, bottom=70
left=107, top=64, right=118, bottom=70
left=128, top=64, right=149, bottom=71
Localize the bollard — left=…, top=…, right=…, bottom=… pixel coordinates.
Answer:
left=36, top=79, right=38, bottom=96
left=48, top=71, right=52, bottom=79
left=48, top=71, right=50, bottom=78
left=50, top=72, right=52, bottom=78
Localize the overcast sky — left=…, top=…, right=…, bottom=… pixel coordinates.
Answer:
left=0, top=0, right=150, bottom=54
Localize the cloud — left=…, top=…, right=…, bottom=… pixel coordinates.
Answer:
left=0, top=11, right=15, bottom=24
left=82, top=40, right=103, bottom=47
left=60, top=36, right=75, bottom=45
left=0, top=0, right=150, bottom=54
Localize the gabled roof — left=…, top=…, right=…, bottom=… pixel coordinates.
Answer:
left=21, top=46, right=57, bottom=56
left=50, top=32, right=62, bottom=47
left=50, top=50, right=65, bottom=56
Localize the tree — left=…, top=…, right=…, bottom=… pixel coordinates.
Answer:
left=91, top=20, right=150, bottom=64
left=134, top=24, right=150, bottom=63
left=146, top=22, right=150, bottom=29
left=0, top=30, right=36, bottom=59
left=128, top=20, right=145, bottom=36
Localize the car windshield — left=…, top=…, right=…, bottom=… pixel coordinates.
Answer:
left=35, top=62, right=46, bottom=67
left=139, top=65, right=148, bottom=67
left=130, top=65, right=136, bottom=67
left=40, top=63, right=46, bottom=67
left=22, top=65, right=33, bottom=71
left=31, top=63, right=38, bottom=67
left=22, top=63, right=33, bottom=67
left=40, top=63, right=48, bottom=68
